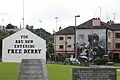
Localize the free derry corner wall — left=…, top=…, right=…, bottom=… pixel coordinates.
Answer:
left=2, top=29, right=46, bottom=62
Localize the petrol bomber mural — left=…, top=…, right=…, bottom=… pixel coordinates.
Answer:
left=76, top=29, right=106, bottom=61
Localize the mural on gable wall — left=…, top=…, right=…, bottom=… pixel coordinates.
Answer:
left=76, top=29, right=106, bottom=61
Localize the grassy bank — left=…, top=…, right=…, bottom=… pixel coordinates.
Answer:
left=0, top=63, right=120, bottom=80
left=114, top=63, right=120, bottom=67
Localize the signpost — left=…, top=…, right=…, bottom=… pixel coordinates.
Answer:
left=19, top=59, right=48, bottom=80
left=72, top=68, right=116, bottom=80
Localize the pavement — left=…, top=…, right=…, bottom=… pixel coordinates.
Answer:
left=89, top=65, right=120, bottom=71
left=46, top=60, right=120, bottom=71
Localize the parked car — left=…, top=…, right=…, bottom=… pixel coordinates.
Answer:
left=64, top=58, right=80, bottom=65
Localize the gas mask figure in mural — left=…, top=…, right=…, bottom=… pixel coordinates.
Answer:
left=87, top=33, right=105, bottom=60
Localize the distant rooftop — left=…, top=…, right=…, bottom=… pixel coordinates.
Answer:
left=77, top=18, right=110, bottom=29
left=54, top=26, right=75, bottom=35
left=54, top=18, right=120, bottom=35
left=110, top=24, right=120, bottom=30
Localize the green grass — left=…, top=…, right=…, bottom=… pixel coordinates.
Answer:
left=0, top=62, right=20, bottom=80
left=114, top=63, right=120, bottom=67
left=47, top=64, right=83, bottom=80
left=0, top=62, right=120, bottom=80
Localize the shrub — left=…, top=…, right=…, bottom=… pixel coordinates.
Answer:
left=94, top=58, right=108, bottom=65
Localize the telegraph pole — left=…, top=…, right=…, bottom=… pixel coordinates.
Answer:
left=54, top=17, right=58, bottom=62
left=98, top=7, right=101, bottom=19
left=39, top=20, right=42, bottom=28
left=22, top=0, right=24, bottom=28
left=75, top=15, right=80, bottom=59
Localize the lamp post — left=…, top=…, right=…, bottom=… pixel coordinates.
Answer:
left=54, top=17, right=58, bottom=62
left=39, top=20, right=42, bottom=37
left=55, top=17, right=58, bottom=31
left=22, top=0, right=24, bottom=28
left=39, top=20, right=42, bottom=29
left=98, top=7, right=101, bottom=19
left=75, top=15, right=80, bottom=59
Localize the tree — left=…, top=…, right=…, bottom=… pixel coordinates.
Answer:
left=6, top=23, right=17, bottom=29
left=28, top=27, right=54, bottom=59
left=0, top=30, right=9, bottom=60
left=26, top=24, right=33, bottom=30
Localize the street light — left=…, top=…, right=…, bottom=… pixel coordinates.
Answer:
left=22, top=0, right=24, bottom=28
left=54, top=17, right=58, bottom=62
left=98, top=7, right=101, bottom=19
left=39, top=20, right=42, bottom=28
left=55, top=17, right=58, bottom=31
left=75, top=15, right=80, bottom=59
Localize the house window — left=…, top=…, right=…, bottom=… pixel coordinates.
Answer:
left=67, top=37, right=71, bottom=39
left=115, top=43, right=120, bottom=49
left=59, top=45, right=64, bottom=49
left=67, top=45, right=71, bottom=48
left=115, top=33, right=120, bottom=38
left=59, top=37, right=64, bottom=40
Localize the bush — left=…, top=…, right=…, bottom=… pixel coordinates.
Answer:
left=94, top=58, right=108, bottom=65
left=0, top=57, right=2, bottom=62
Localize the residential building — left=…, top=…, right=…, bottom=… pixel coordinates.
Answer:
left=54, top=26, right=75, bottom=58
left=76, top=18, right=110, bottom=61
left=108, top=24, right=120, bottom=62
left=53, top=18, right=120, bottom=62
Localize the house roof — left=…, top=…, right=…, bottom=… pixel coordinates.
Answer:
left=76, top=18, right=110, bottom=29
left=109, top=24, right=120, bottom=30
left=54, top=18, right=120, bottom=35
left=54, top=26, right=75, bottom=35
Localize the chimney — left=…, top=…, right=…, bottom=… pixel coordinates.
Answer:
left=107, top=20, right=114, bottom=25
left=92, top=18, right=101, bottom=26
left=59, top=26, right=62, bottom=31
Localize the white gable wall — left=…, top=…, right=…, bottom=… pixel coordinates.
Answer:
left=2, top=29, right=46, bottom=62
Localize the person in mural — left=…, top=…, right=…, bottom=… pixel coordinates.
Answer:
left=87, top=33, right=105, bottom=59
left=78, top=33, right=105, bottom=65
left=78, top=45, right=89, bottom=66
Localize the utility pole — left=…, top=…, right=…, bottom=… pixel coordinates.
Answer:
left=54, top=17, right=58, bottom=62
left=22, top=0, right=24, bottom=28
left=55, top=17, right=58, bottom=31
left=75, top=15, right=80, bottom=59
left=98, top=7, right=101, bottom=19
left=39, top=20, right=42, bottom=28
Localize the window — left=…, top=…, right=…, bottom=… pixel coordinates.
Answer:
left=115, top=43, right=120, bottom=49
left=59, top=45, right=64, bottom=49
left=59, top=37, right=64, bottom=40
left=67, top=45, right=71, bottom=48
left=67, top=37, right=71, bottom=39
left=115, top=33, right=120, bottom=38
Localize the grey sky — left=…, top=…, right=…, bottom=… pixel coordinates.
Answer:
left=0, top=0, right=120, bottom=33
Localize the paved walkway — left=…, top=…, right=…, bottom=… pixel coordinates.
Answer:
left=89, top=65, right=120, bottom=71
left=47, top=60, right=120, bottom=71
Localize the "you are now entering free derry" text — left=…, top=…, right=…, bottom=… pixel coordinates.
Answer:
left=7, top=35, right=41, bottom=54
